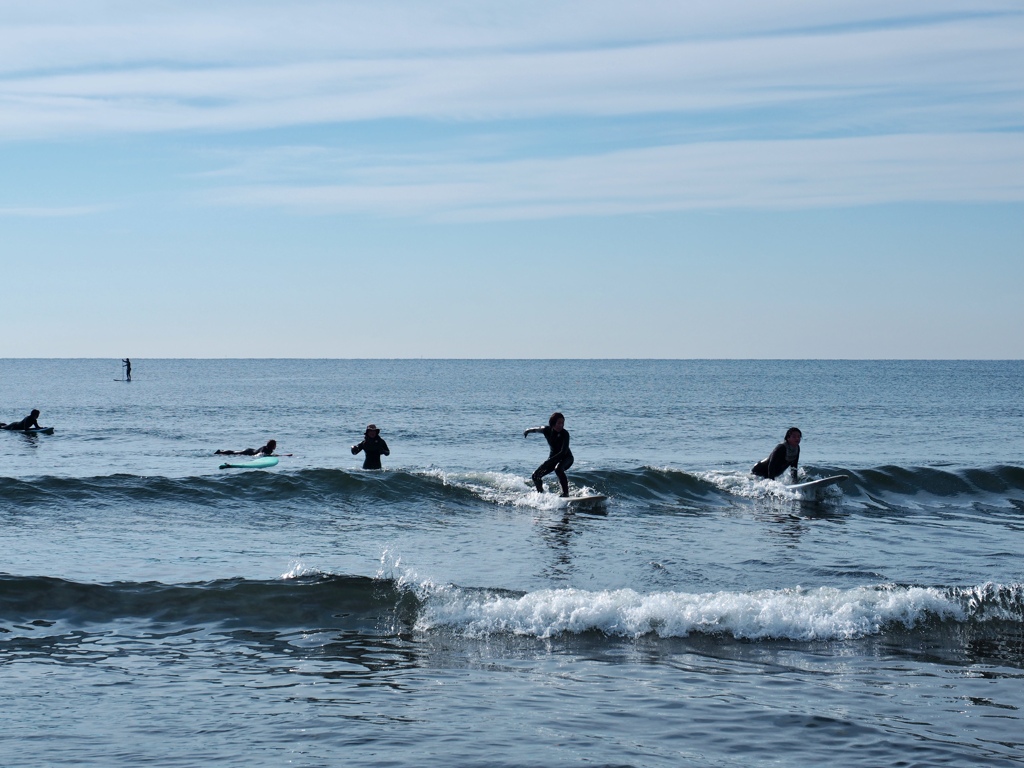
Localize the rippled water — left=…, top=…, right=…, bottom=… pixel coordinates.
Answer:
left=1, top=359, right=1022, bottom=766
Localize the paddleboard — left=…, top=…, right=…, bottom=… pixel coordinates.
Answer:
left=219, top=456, right=279, bottom=470
left=2, top=426, right=54, bottom=435
left=788, top=475, right=847, bottom=494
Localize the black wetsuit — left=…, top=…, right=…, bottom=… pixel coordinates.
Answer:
left=352, top=435, right=390, bottom=469
left=216, top=442, right=274, bottom=456
left=751, top=442, right=799, bottom=480
left=532, top=426, right=574, bottom=493
left=1, top=414, right=41, bottom=431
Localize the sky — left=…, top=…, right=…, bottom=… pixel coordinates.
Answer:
left=1, top=0, right=1022, bottom=358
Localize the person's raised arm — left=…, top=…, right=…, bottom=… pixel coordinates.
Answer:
left=523, top=427, right=543, bottom=438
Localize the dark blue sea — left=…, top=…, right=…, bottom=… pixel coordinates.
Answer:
left=2, top=359, right=1023, bottom=767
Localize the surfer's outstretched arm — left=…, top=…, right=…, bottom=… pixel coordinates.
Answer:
left=523, top=427, right=543, bottom=438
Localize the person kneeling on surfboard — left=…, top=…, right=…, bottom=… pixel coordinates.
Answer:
left=751, top=427, right=801, bottom=481
left=0, top=409, right=42, bottom=430
left=215, top=439, right=277, bottom=457
left=352, top=424, right=390, bottom=469
left=524, top=411, right=574, bottom=497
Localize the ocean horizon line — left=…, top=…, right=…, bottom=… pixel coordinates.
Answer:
left=2, top=357, right=1022, bottom=362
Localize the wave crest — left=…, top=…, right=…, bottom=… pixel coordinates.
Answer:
left=3, top=573, right=1021, bottom=645
left=417, top=583, right=946, bottom=640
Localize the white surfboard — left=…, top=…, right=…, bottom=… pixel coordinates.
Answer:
left=559, top=494, right=608, bottom=506
left=524, top=479, right=607, bottom=507
left=788, top=475, right=848, bottom=494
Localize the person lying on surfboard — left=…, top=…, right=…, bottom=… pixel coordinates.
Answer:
left=352, top=424, right=390, bottom=469
left=524, top=411, right=574, bottom=497
left=0, top=409, right=42, bottom=430
left=751, top=427, right=801, bottom=481
left=215, top=439, right=278, bottom=457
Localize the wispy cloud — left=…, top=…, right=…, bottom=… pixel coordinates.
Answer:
left=2, top=1, right=1018, bottom=65
left=208, top=133, right=1024, bottom=219
left=0, top=3, right=1020, bottom=138
left=0, top=204, right=110, bottom=217
left=1, top=1, right=1021, bottom=217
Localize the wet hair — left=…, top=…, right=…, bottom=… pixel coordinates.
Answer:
left=266, top=440, right=277, bottom=450
left=785, top=427, right=802, bottom=440
left=548, top=412, right=565, bottom=427
left=30, top=409, right=40, bottom=417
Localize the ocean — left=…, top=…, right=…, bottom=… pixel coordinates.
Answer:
left=1, top=358, right=1022, bottom=767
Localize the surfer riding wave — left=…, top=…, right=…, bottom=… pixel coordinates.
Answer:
left=524, top=411, right=574, bottom=497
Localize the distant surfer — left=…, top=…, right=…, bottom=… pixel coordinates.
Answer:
left=752, top=427, right=801, bottom=482
left=352, top=424, right=390, bottom=469
left=215, top=439, right=277, bottom=457
left=0, top=409, right=42, bottom=431
left=524, top=411, right=574, bottom=496
left=122, top=358, right=132, bottom=382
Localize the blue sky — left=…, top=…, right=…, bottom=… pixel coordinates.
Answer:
left=1, top=0, right=1021, bottom=358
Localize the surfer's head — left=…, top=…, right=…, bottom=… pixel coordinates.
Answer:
left=549, top=412, right=565, bottom=430
left=365, top=424, right=380, bottom=436
left=266, top=440, right=277, bottom=451
left=30, top=409, right=40, bottom=418
left=785, top=427, right=802, bottom=445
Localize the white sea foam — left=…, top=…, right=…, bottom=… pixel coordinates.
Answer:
left=419, top=468, right=598, bottom=510
left=281, top=561, right=317, bottom=580
left=414, top=583, right=965, bottom=641
left=698, top=469, right=844, bottom=502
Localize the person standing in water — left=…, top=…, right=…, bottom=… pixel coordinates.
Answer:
left=524, top=411, right=574, bottom=496
left=122, top=358, right=132, bottom=381
left=0, top=409, right=42, bottom=430
left=751, top=427, right=801, bottom=482
left=352, top=424, right=390, bottom=469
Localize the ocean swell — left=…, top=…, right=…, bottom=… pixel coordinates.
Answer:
left=1, top=464, right=1021, bottom=512
left=4, top=572, right=1022, bottom=647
